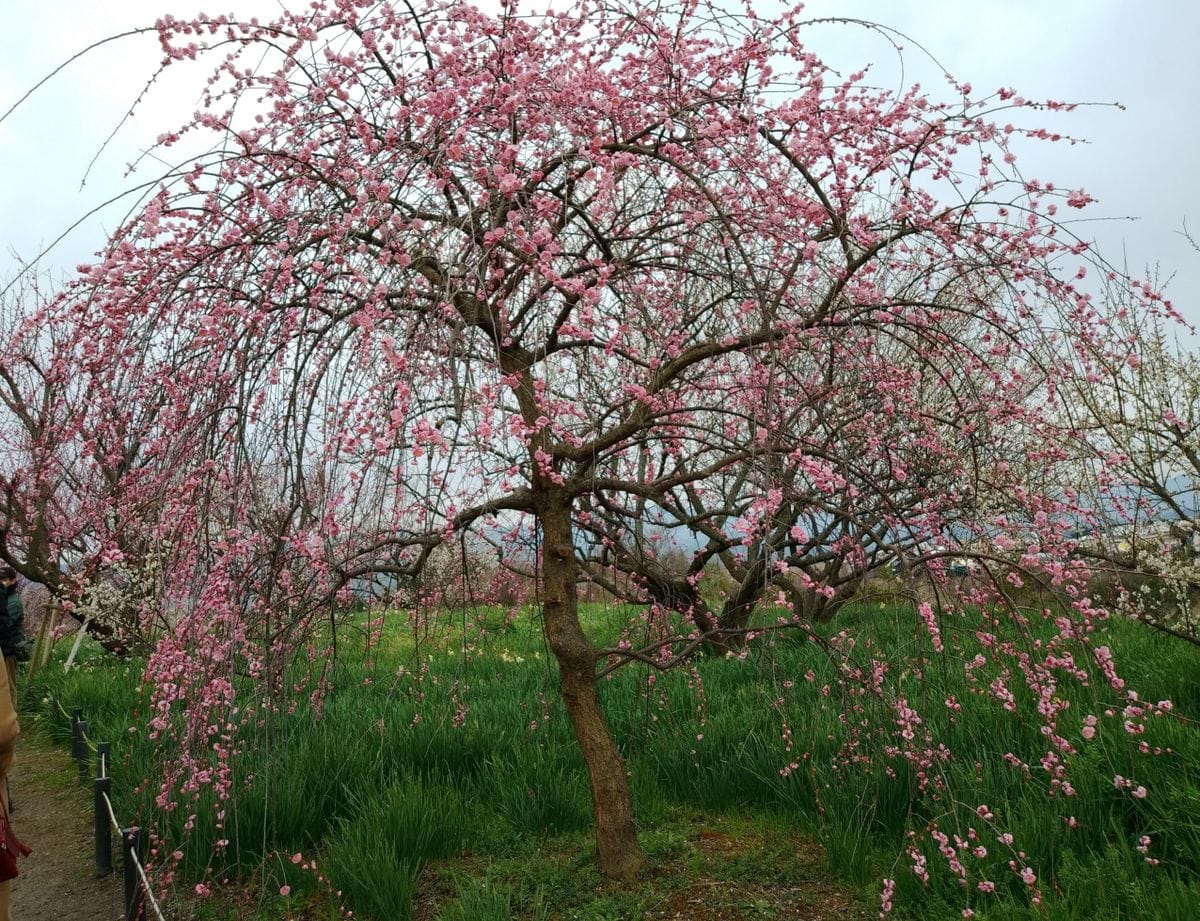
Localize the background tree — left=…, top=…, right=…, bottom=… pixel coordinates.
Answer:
left=1067, top=278, right=1200, bottom=642
left=0, top=273, right=181, bottom=652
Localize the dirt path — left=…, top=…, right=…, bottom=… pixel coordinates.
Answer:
left=9, top=730, right=126, bottom=920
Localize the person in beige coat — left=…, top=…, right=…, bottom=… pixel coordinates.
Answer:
left=0, top=651, right=18, bottom=921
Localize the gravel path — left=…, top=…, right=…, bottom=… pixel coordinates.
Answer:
left=9, top=730, right=126, bottom=920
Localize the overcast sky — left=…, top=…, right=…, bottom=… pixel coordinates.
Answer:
left=2, top=1, right=1197, bottom=324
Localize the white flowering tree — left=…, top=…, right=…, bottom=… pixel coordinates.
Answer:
left=1068, top=278, right=1200, bottom=642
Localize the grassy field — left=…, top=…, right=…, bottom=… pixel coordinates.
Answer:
left=20, top=600, right=1200, bottom=920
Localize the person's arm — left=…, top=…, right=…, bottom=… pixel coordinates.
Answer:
left=0, top=652, right=17, bottom=768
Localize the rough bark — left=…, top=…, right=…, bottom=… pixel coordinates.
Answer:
left=538, top=495, right=645, bottom=881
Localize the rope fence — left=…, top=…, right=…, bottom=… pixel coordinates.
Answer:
left=60, top=702, right=167, bottom=921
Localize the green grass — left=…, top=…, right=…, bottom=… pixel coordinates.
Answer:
left=20, top=601, right=1200, bottom=920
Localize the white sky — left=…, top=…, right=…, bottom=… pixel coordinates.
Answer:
left=1, top=1, right=1198, bottom=324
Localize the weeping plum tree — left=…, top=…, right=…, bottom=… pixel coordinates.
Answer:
left=24, top=0, right=1169, bottom=890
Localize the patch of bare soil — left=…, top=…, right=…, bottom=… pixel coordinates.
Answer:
left=643, top=877, right=867, bottom=921
left=414, top=823, right=871, bottom=921
left=9, top=730, right=126, bottom=920
left=641, top=828, right=871, bottom=921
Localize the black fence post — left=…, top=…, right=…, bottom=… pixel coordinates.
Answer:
left=94, top=776, right=113, bottom=876
left=70, top=706, right=82, bottom=774
left=122, top=826, right=144, bottom=920
left=75, top=720, right=90, bottom=784
left=70, top=710, right=82, bottom=760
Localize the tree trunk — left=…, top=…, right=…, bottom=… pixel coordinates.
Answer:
left=539, top=496, right=645, bottom=881
left=713, top=550, right=771, bottom=653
